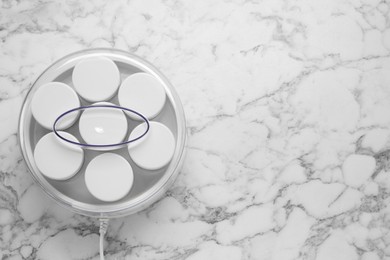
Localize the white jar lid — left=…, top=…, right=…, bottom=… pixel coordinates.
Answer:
left=118, top=73, right=166, bottom=120
left=72, top=57, right=120, bottom=102
left=78, top=102, right=128, bottom=150
left=34, top=132, right=84, bottom=180
left=128, top=122, right=175, bottom=170
left=31, top=82, right=80, bottom=130
left=85, top=153, right=134, bottom=202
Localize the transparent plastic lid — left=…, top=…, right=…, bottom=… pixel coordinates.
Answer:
left=18, top=48, right=187, bottom=218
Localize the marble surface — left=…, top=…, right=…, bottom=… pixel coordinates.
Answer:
left=1, top=0, right=390, bottom=259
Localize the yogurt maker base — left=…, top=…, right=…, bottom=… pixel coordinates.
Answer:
left=18, top=48, right=187, bottom=218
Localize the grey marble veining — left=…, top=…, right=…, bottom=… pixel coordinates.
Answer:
left=1, top=0, right=390, bottom=259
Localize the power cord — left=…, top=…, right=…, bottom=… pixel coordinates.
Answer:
left=99, top=218, right=109, bottom=260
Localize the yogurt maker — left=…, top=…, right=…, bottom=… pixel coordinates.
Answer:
left=18, top=48, right=187, bottom=219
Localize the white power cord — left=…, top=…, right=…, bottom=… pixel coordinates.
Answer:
left=99, top=218, right=109, bottom=260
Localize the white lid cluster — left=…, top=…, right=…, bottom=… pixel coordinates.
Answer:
left=31, top=57, right=175, bottom=202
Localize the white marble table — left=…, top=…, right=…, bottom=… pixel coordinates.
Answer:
left=1, top=0, right=390, bottom=259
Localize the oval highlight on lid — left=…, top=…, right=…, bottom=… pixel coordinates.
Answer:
left=78, top=102, right=128, bottom=151
left=53, top=104, right=150, bottom=149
